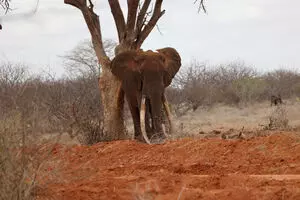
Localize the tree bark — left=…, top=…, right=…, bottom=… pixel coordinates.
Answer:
left=99, top=67, right=126, bottom=140
left=65, top=0, right=127, bottom=140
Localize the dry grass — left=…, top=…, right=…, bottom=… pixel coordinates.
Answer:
left=267, top=105, right=289, bottom=130
left=94, top=99, right=300, bottom=143
left=169, top=99, right=300, bottom=139
left=0, top=112, right=37, bottom=200
left=0, top=111, right=62, bottom=200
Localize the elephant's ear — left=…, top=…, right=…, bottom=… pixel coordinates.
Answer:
left=163, top=70, right=173, bottom=87
left=158, top=54, right=166, bottom=65
left=156, top=47, right=181, bottom=87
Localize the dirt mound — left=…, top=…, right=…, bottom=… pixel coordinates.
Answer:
left=36, top=131, right=300, bottom=200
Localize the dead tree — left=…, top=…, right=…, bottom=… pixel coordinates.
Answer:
left=64, top=0, right=206, bottom=140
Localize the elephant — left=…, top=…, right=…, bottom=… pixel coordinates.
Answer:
left=111, top=47, right=181, bottom=144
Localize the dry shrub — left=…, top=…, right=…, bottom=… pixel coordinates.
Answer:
left=31, top=74, right=106, bottom=145
left=267, top=105, right=289, bottom=130
left=0, top=61, right=107, bottom=145
left=263, top=69, right=300, bottom=98
left=169, top=60, right=258, bottom=115
left=70, top=90, right=105, bottom=144
left=168, top=60, right=300, bottom=116
left=0, top=112, right=31, bottom=200
left=231, top=77, right=267, bottom=104
left=0, top=63, right=63, bottom=199
left=0, top=112, right=41, bottom=200
left=0, top=110, right=63, bottom=200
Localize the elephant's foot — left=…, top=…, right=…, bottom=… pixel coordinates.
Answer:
left=146, top=128, right=154, bottom=139
left=134, top=134, right=148, bottom=143
left=148, top=131, right=166, bottom=144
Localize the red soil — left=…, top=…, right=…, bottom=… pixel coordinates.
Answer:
left=36, top=131, right=300, bottom=200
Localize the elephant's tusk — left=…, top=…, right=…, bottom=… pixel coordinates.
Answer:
left=162, top=124, right=167, bottom=137
left=163, top=94, right=173, bottom=136
left=140, top=96, right=151, bottom=144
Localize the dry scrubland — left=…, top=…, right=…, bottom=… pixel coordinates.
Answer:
left=1, top=62, right=300, bottom=199
left=174, top=100, right=300, bottom=135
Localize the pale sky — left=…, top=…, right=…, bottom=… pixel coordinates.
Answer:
left=0, top=0, right=299, bottom=76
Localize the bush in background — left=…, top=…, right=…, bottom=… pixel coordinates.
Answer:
left=169, top=60, right=300, bottom=115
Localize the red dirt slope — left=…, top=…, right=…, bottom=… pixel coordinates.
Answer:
left=36, top=131, right=300, bottom=200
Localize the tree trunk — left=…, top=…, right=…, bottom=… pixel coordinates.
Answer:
left=99, top=66, right=127, bottom=140
left=62, top=0, right=128, bottom=141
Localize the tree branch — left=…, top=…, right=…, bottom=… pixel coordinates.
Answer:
left=136, top=0, right=151, bottom=37
left=126, top=0, right=139, bottom=42
left=108, top=0, right=126, bottom=43
left=64, top=0, right=110, bottom=68
left=194, top=0, right=206, bottom=13
left=64, top=0, right=85, bottom=10
left=135, top=0, right=165, bottom=48
left=0, top=0, right=11, bottom=13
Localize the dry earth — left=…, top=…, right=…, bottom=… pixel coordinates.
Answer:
left=34, top=131, right=300, bottom=200
left=31, top=100, right=300, bottom=200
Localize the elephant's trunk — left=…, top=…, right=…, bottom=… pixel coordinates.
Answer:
left=149, top=93, right=164, bottom=139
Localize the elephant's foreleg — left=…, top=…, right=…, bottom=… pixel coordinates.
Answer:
left=125, top=94, right=143, bottom=141
left=148, top=97, right=164, bottom=139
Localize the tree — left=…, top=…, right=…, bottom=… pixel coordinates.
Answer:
left=62, top=39, right=117, bottom=77
left=63, top=0, right=206, bottom=141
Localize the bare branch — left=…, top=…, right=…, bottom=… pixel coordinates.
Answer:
left=64, top=0, right=86, bottom=10
left=135, top=0, right=165, bottom=48
left=108, top=0, right=126, bottom=43
left=194, top=0, right=207, bottom=13
left=88, top=0, right=94, bottom=10
left=0, top=0, right=11, bottom=13
left=62, top=39, right=117, bottom=77
left=126, top=0, right=139, bottom=42
left=64, top=0, right=110, bottom=68
left=155, top=24, right=163, bottom=35
left=136, top=0, right=151, bottom=36
left=0, top=0, right=40, bottom=31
